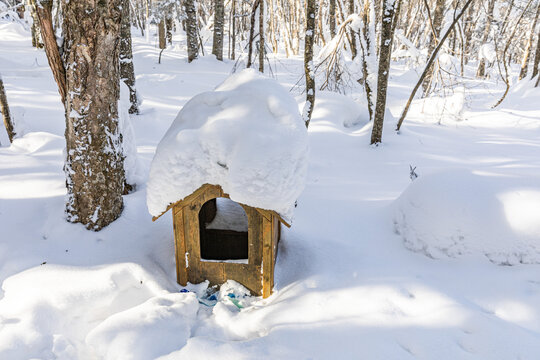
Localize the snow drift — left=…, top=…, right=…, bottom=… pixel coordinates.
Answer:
left=0, top=263, right=198, bottom=359
left=146, top=69, right=308, bottom=222
left=310, top=90, right=369, bottom=128
left=393, top=169, right=540, bottom=265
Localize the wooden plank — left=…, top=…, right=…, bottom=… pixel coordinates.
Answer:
left=152, top=183, right=219, bottom=221
left=224, top=263, right=262, bottom=296
left=261, top=217, right=273, bottom=298
left=185, top=184, right=225, bottom=285
left=272, top=215, right=280, bottom=266
left=245, top=206, right=262, bottom=266
left=152, top=183, right=291, bottom=229
left=173, top=207, right=188, bottom=286
left=184, top=193, right=202, bottom=284
left=194, top=261, right=225, bottom=285
left=164, top=183, right=283, bottom=297
left=255, top=208, right=291, bottom=228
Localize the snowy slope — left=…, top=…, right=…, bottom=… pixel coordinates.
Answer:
left=1, top=21, right=540, bottom=359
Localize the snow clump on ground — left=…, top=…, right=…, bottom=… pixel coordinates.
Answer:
left=393, top=169, right=540, bottom=265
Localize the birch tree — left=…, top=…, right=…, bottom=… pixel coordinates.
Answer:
left=303, top=0, right=316, bottom=127
left=212, top=0, right=224, bottom=60
left=0, top=74, right=15, bottom=143
left=185, top=0, right=198, bottom=62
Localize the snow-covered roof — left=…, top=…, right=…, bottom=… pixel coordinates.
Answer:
left=146, top=69, right=308, bottom=223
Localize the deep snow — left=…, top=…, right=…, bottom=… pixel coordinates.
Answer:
left=1, top=20, right=540, bottom=360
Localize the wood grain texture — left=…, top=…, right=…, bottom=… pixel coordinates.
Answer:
left=153, top=184, right=290, bottom=228
left=166, top=184, right=280, bottom=297
left=173, top=207, right=188, bottom=285
left=262, top=216, right=273, bottom=298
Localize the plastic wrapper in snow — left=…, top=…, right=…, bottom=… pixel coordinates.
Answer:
left=146, top=69, right=308, bottom=223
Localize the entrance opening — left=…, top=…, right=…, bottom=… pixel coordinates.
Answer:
left=199, top=198, right=248, bottom=262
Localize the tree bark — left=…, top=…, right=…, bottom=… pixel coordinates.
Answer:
left=166, top=17, right=173, bottom=44
left=348, top=0, right=357, bottom=59
left=370, top=0, right=400, bottom=145
left=532, top=24, right=540, bottom=79
left=120, top=0, right=139, bottom=114
left=476, top=0, right=496, bottom=78
left=212, top=0, right=224, bottom=60
left=158, top=19, right=166, bottom=49
left=360, top=0, right=376, bottom=121
left=63, top=0, right=126, bottom=230
left=519, top=1, right=540, bottom=80
left=231, top=0, right=236, bottom=59
left=303, top=0, right=316, bottom=128
left=35, top=0, right=67, bottom=105
left=0, top=74, right=15, bottom=143
left=247, top=0, right=259, bottom=68
left=27, top=0, right=43, bottom=48
left=422, top=0, right=446, bottom=95
left=258, top=0, right=264, bottom=72
left=462, top=0, right=476, bottom=64
left=329, top=0, right=336, bottom=38
left=184, top=0, right=199, bottom=62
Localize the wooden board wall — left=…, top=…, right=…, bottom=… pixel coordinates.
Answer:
left=172, top=184, right=272, bottom=297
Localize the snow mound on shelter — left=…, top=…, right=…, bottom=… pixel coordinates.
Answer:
left=147, top=69, right=308, bottom=221
left=392, top=170, right=540, bottom=265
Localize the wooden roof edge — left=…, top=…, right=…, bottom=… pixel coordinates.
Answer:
left=151, top=183, right=292, bottom=227
left=255, top=208, right=291, bottom=228
left=151, top=184, right=217, bottom=222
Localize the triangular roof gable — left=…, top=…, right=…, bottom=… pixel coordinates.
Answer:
left=152, top=183, right=291, bottom=228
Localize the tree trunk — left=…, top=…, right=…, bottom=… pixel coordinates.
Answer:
left=348, top=0, right=357, bottom=59
left=532, top=25, right=540, bottom=79
left=212, top=0, right=224, bottom=60
left=329, top=0, right=336, bottom=38
left=476, top=0, right=496, bottom=78
left=120, top=0, right=139, bottom=114
left=158, top=18, right=166, bottom=63
left=422, top=0, right=445, bottom=95
left=166, top=17, right=173, bottom=44
left=519, top=1, right=540, bottom=80
left=231, top=0, right=236, bottom=59
left=35, top=0, right=67, bottom=105
left=258, top=0, right=264, bottom=72
left=27, top=0, right=43, bottom=48
left=303, top=0, right=316, bottom=128
left=360, top=0, right=376, bottom=121
left=184, top=0, right=199, bottom=62
left=268, top=0, right=278, bottom=52
left=247, top=0, right=259, bottom=68
left=371, top=0, right=399, bottom=145
left=158, top=19, right=166, bottom=49
left=462, top=0, right=476, bottom=64
left=63, top=0, right=126, bottom=231
left=0, top=74, right=15, bottom=143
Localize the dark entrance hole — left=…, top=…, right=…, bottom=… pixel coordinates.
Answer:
left=199, top=198, right=248, bottom=261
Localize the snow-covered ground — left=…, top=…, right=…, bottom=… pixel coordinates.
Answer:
left=1, top=21, right=540, bottom=359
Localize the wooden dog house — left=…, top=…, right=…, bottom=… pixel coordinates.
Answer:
left=152, top=183, right=290, bottom=298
